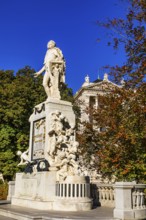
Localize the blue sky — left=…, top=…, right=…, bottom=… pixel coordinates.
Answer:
left=0, top=0, right=128, bottom=93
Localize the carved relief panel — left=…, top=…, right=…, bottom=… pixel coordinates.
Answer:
left=32, top=118, right=45, bottom=160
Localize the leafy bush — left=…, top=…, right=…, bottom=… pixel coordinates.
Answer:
left=0, top=181, right=8, bottom=200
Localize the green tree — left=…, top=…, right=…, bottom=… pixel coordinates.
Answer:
left=0, top=66, right=76, bottom=180
left=60, top=82, right=81, bottom=128
left=0, top=66, right=46, bottom=180
left=60, top=82, right=74, bottom=102
left=78, top=0, right=146, bottom=183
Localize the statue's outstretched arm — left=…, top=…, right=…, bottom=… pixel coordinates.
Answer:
left=34, top=66, right=45, bottom=77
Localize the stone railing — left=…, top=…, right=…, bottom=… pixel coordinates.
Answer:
left=91, top=182, right=146, bottom=210
left=132, top=184, right=146, bottom=209
left=90, top=183, right=115, bottom=207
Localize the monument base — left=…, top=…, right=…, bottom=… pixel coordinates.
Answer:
left=11, top=172, right=93, bottom=211
left=12, top=171, right=56, bottom=210
left=12, top=99, right=93, bottom=211
left=12, top=197, right=53, bottom=210
left=53, top=198, right=92, bottom=211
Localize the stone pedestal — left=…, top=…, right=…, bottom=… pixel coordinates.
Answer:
left=12, top=173, right=92, bottom=211
left=12, top=171, right=57, bottom=210
left=28, top=98, right=75, bottom=162
left=11, top=99, right=93, bottom=211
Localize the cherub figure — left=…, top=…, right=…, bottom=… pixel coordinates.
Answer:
left=17, top=149, right=30, bottom=166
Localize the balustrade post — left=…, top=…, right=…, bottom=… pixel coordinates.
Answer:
left=113, top=182, right=146, bottom=220
left=114, top=182, right=134, bottom=219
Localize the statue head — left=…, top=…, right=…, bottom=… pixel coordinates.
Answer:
left=85, top=75, right=90, bottom=83
left=17, top=150, right=22, bottom=156
left=47, top=40, right=56, bottom=49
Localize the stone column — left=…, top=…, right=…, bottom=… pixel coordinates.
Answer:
left=7, top=181, right=15, bottom=201
left=95, top=96, right=98, bottom=109
left=114, top=182, right=134, bottom=219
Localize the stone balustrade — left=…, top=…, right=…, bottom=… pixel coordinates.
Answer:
left=98, top=184, right=115, bottom=207
left=132, top=185, right=146, bottom=209
left=91, top=183, right=115, bottom=207
left=91, top=182, right=146, bottom=211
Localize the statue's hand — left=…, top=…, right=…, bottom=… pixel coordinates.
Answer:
left=34, top=72, right=40, bottom=78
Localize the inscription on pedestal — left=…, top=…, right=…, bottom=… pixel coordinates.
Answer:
left=32, top=118, right=45, bottom=160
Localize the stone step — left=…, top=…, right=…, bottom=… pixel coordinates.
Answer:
left=0, top=204, right=120, bottom=220
left=0, top=215, right=16, bottom=220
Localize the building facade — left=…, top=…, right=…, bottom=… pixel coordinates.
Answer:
left=74, top=73, right=123, bottom=123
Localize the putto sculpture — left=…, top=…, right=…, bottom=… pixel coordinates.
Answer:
left=0, top=173, right=4, bottom=183
left=17, top=149, right=30, bottom=166
left=47, top=110, right=79, bottom=181
left=34, top=40, right=65, bottom=99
